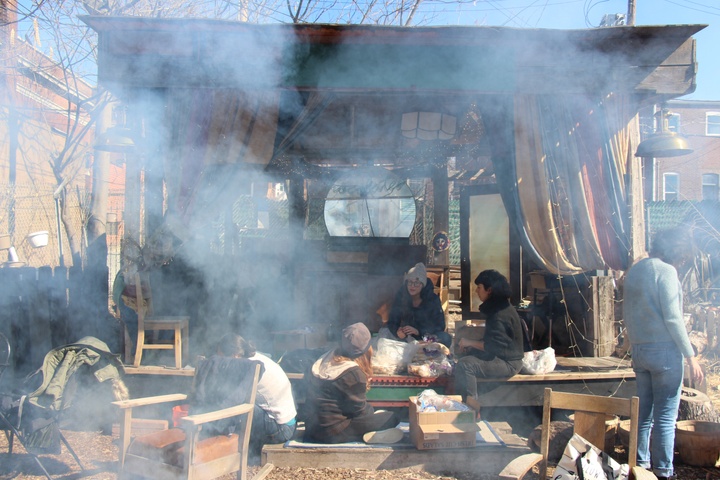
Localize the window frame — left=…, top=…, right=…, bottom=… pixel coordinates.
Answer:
left=667, top=113, right=681, bottom=133
left=663, top=172, right=679, bottom=201
left=707, top=112, right=720, bottom=136
left=702, top=173, right=719, bottom=201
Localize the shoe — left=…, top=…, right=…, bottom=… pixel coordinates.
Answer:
left=363, top=427, right=404, bottom=444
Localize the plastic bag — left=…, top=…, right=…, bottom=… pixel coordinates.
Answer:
left=372, top=337, right=418, bottom=375
left=407, top=342, right=453, bottom=377
left=554, top=433, right=629, bottom=480
left=415, top=389, right=470, bottom=413
left=521, top=346, right=557, bottom=375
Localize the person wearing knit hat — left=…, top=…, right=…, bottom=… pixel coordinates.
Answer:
left=303, top=323, right=402, bottom=444
left=386, top=262, right=452, bottom=348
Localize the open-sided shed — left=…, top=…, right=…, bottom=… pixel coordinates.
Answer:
left=82, top=17, right=704, bottom=357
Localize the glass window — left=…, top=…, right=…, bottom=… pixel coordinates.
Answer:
left=707, top=113, right=720, bottom=136
left=667, top=113, right=681, bottom=133
left=702, top=173, right=719, bottom=201
left=664, top=173, right=679, bottom=201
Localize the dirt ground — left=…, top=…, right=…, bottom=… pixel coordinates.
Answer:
left=1, top=359, right=719, bottom=480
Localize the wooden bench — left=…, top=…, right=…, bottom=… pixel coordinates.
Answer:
left=287, top=356, right=636, bottom=408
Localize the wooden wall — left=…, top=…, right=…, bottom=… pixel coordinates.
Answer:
left=0, top=265, right=117, bottom=380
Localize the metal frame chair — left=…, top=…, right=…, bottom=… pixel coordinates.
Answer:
left=0, top=333, right=93, bottom=480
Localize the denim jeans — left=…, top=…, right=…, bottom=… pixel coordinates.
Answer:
left=631, top=341, right=684, bottom=478
left=453, top=354, right=522, bottom=402
left=250, top=406, right=296, bottom=459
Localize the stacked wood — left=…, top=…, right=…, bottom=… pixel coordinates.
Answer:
left=690, top=304, right=720, bottom=356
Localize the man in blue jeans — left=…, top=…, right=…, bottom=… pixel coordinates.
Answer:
left=216, top=334, right=296, bottom=463
left=623, top=227, right=704, bottom=480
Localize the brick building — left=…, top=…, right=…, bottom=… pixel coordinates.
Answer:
left=1, top=5, right=126, bottom=268
left=643, top=99, right=720, bottom=202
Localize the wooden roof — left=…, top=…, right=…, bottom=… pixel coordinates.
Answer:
left=82, top=18, right=706, bottom=173
left=83, top=17, right=704, bottom=99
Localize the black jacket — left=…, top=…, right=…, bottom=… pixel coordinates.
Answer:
left=189, top=356, right=265, bottom=436
left=476, top=297, right=525, bottom=362
left=387, top=279, right=445, bottom=341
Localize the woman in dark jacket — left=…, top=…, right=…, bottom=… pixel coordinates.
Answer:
left=387, top=263, right=451, bottom=348
left=303, top=323, right=400, bottom=444
left=454, top=269, right=524, bottom=412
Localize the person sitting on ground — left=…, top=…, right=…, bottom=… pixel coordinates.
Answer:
left=303, top=322, right=402, bottom=444
left=215, top=333, right=297, bottom=460
left=453, top=269, right=525, bottom=412
left=386, top=262, right=452, bottom=348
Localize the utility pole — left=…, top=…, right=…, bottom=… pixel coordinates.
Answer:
left=627, top=0, right=636, bottom=26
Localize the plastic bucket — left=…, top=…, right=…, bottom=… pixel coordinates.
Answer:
left=172, top=404, right=190, bottom=427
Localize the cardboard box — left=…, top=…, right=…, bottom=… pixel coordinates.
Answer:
left=408, top=395, right=479, bottom=450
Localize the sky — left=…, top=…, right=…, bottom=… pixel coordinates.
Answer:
left=427, top=0, right=719, bottom=101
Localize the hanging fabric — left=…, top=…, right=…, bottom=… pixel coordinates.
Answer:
left=486, top=94, right=638, bottom=275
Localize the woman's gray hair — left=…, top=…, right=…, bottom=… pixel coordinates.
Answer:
left=649, top=227, right=693, bottom=267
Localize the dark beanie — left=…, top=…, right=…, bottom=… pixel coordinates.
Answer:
left=340, top=322, right=371, bottom=359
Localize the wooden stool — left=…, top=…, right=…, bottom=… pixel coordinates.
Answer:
left=133, top=273, right=189, bottom=369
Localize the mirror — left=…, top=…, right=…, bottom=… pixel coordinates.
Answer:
left=324, top=168, right=417, bottom=238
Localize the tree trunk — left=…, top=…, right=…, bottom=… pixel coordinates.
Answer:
left=60, top=191, right=84, bottom=266
left=87, top=96, right=114, bottom=244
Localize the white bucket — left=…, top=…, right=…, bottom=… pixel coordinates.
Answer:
left=27, top=231, right=49, bottom=248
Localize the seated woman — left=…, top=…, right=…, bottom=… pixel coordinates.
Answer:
left=303, top=323, right=402, bottom=444
left=453, top=269, right=524, bottom=412
left=386, top=262, right=452, bottom=348
left=215, top=334, right=297, bottom=460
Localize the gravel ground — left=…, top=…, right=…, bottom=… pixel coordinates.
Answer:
left=1, top=359, right=719, bottom=480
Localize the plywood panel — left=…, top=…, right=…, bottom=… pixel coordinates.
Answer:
left=468, top=193, right=509, bottom=312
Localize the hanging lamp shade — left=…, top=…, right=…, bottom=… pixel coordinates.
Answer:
left=635, top=132, right=693, bottom=158
left=94, top=126, right=136, bottom=152
left=401, top=111, right=457, bottom=140
left=635, top=109, right=693, bottom=158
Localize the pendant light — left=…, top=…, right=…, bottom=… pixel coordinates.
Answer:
left=635, top=108, right=693, bottom=158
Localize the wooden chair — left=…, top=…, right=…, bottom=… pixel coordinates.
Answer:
left=426, top=268, right=449, bottom=313
left=133, top=273, right=189, bottom=369
left=114, top=362, right=263, bottom=480
left=499, top=388, right=644, bottom=480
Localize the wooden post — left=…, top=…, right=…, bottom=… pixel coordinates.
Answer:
left=431, top=157, right=449, bottom=266
left=586, top=275, right=616, bottom=357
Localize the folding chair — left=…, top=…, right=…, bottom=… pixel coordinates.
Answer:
left=0, top=336, right=127, bottom=480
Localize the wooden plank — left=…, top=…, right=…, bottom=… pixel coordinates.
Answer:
left=476, top=378, right=637, bottom=407
left=124, top=365, right=195, bottom=376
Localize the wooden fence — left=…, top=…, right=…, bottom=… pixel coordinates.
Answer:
left=0, top=265, right=118, bottom=380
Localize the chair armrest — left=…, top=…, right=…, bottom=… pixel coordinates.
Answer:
left=112, top=393, right=188, bottom=410
left=113, top=393, right=188, bottom=468
left=498, top=452, right=543, bottom=480
left=179, top=403, right=254, bottom=427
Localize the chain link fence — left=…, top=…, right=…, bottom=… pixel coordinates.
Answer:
left=0, top=182, right=87, bottom=268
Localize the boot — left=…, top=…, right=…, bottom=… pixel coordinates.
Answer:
left=465, top=396, right=481, bottom=420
